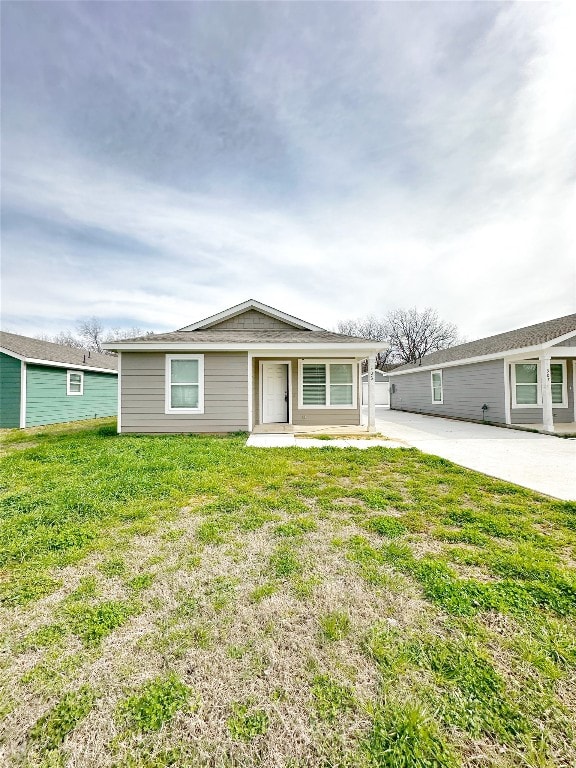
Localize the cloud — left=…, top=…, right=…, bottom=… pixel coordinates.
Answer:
left=1, top=2, right=574, bottom=340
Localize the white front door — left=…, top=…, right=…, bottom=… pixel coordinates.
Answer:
left=262, top=363, right=289, bottom=423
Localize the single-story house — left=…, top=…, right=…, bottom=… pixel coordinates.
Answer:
left=0, top=332, right=118, bottom=428
left=104, top=300, right=384, bottom=434
left=388, top=314, right=576, bottom=433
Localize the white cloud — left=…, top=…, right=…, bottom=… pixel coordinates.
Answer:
left=1, top=2, right=574, bottom=341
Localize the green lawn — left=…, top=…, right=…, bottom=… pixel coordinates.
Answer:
left=1, top=418, right=575, bottom=768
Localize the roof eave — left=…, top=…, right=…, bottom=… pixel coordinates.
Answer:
left=103, top=341, right=385, bottom=355
left=388, top=334, right=576, bottom=376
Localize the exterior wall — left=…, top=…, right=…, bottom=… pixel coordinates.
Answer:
left=0, top=352, right=21, bottom=428
left=510, top=358, right=574, bottom=424
left=253, top=357, right=361, bottom=426
left=390, top=359, right=506, bottom=424
left=25, top=365, right=117, bottom=427
left=121, top=352, right=248, bottom=433
left=207, top=309, right=302, bottom=331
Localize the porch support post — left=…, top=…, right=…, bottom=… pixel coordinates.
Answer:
left=367, top=355, right=376, bottom=431
left=540, top=353, right=554, bottom=432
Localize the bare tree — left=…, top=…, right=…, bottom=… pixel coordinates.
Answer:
left=336, top=315, right=394, bottom=369
left=29, top=320, right=153, bottom=353
left=76, top=317, right=106, bottom=352
left=337, top=308, right=460, bottom=366
left=385, top=308, right=460, bottom=364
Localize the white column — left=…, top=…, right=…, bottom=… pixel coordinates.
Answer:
left=367, top=355, right=376, bottom=431
left=540, top=353, right=554, bottom=432
left=503, top=359, right=511, bottom=425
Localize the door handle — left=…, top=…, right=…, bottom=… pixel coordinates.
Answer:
left=284, top=392, right=288, bottom=402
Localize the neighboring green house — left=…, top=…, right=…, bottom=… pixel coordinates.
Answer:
left=0, top=332, right=118, bottom=428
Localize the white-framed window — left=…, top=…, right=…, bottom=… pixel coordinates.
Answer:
left=165, top=354, right=204, bottom=414
left=67, top=370, right=84, bottom=396
left=550, top=361, right=568, bottom=407
left=511, top=360, right=568, bottom=408
left=431, top=370, right=443, bottom=403
left=298, top=360, right=357, bottom=409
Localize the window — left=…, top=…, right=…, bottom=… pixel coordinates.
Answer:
left=165, top=355, right=204, bottom=414
left=551, top=362, right=567, bottom=407
left=512, top=360, right=568, bottom=408
left=67, top=370, right=84, bottom=396
left=513, top=363, right=539, bottom=406
left=300, top=360, right=356, bottom=408
left=431, top=370, right=443, bottom=403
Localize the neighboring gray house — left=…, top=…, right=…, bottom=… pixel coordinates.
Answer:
left=388, top=314, right=576, bottom=433
left=0, top=332, right=118, bottom=428
left=104, top=300, right=383, bottom=434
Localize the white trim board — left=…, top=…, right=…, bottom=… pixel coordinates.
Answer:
left=103, top=342, right=382, bottom=355
left=178, top=299, right=324, bottom=332
left=117, top=352, right=122, bottom=434
left=19, top=361, right=27, bottom=428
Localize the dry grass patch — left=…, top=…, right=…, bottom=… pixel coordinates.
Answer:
left=1, top=422, right=575, bottom=766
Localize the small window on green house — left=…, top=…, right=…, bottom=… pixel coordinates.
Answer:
left=67, top=371, right=84, bottom=396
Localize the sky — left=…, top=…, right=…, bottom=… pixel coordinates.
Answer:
left=1, top=1, right=575, bottom=341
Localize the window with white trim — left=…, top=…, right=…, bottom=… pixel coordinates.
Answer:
left=300, top=361, right=356, bottom=408
left=551, top=362, right=567, bottom=407
left=511, top=360, right=568, bottom=408
left=513, top=362, right=539, bottom=406
left=165, top=355, right=204, bottom=413
left=67, top=370, right=84, bottom=396
left=431, top=370, right=443, bottom=403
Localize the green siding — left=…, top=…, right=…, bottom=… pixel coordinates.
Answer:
left=25, top=365, right=117, bottom=427
left=0, top=352, right=21, bottom=428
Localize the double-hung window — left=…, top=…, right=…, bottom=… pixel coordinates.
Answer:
left=67, top=371, right=84, bottom=396
left=300, top=361, right=355, bottom=408
left=431, top=370, right=443, bottom=403
left=512, top=360, right=567, bottom=408
left=165, top=355, right=204, bottom=413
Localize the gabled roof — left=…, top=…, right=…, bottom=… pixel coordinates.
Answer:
left=389, top=314, right=576, bottom=375
left=177, top=299, right=324, bottom=332
left=0, top=332, right=118, bottom=372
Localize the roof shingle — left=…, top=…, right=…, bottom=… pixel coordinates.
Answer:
left=108, top=330, right=375, bottom=345
left=0, top=332, right=118, bottom=371
left=391, top=314, right=576, bottom=372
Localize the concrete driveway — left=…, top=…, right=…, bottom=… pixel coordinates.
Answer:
left=374, top=408, right=576, bottom=501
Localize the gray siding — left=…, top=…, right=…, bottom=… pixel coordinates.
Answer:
left=553, top=334, right=576, bottom=347
left=390, top=360, right=506, bottom=424
left=121, top=352, right=248, bottom=433
left=510, top=358, right=574, bottom=424
left=207, top=309, right=302, bottom=331
left=253, top=357, right=361, bottom=427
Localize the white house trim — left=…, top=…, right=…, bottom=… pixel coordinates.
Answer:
left=259, top=360, right=292, bottom=425
left=67, top=370, right=84, bottom=396
left=19, top=361, right=27, bottom=428
left=103, top=343, right=382, bottom=355
left=164, top=354, right=205, bottom=415
left=178, top=299, right=324, bottom=332
left=431, top=370, right=443, bottom=404
left=117, top=352, right=122, bottom=434
left=247, top=352, right=253, bottom=432
left=297, top=359, right=358, bottom=410
left=503, top=359, right=511, bottom=425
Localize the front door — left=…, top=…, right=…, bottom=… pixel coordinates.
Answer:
left=262, top=363, right=289, bottom=423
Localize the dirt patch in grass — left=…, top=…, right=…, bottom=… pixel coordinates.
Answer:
left=1, top=424, right=575, bottom=766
